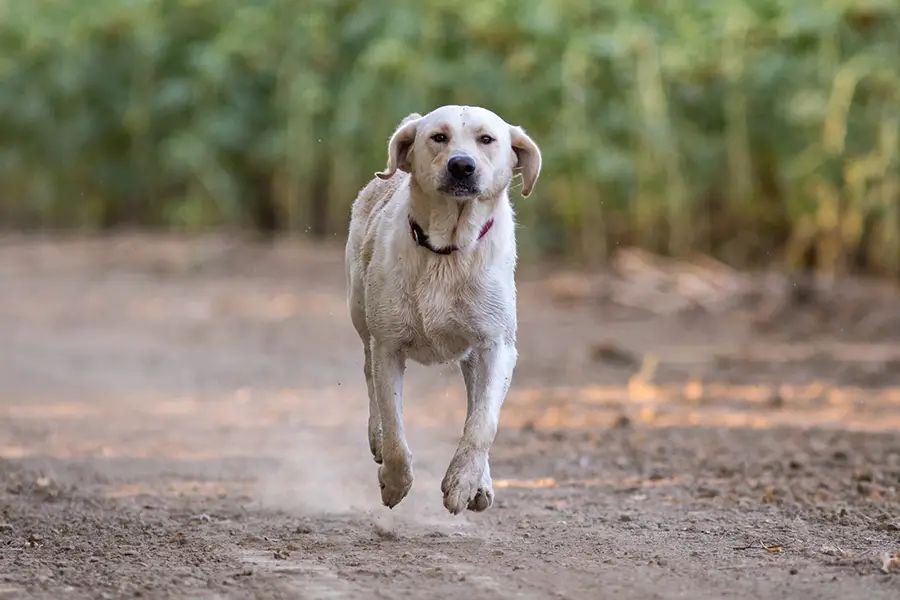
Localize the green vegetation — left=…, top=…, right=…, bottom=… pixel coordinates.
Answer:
left=2, top=0, right=899, bottom=274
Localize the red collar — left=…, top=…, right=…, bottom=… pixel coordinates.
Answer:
left=408, top=217, right=494, bottom=255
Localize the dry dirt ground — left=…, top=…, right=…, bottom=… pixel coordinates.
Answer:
left=1, top=234, right=899, bottom=600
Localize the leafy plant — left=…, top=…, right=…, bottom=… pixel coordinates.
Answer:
left=1, top=0, right=898, bottom=275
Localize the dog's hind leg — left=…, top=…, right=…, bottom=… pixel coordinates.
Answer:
left=349, top=277, right=382, bottom=464
left=363, top=343, right=382, bottom=464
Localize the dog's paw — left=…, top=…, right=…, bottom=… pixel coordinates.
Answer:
left=368, top=417, right=383, bottom=464
left=467, top=470, right=494, bottom=512
left=441, top=451, right=487, bottom=515
left=378, top=456, right=413, bottom=508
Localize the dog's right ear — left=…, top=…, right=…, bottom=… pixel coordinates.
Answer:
left=375, top=113, right=422, bottom=180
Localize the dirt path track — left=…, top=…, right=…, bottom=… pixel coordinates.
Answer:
left=0, top=235, right=898, bottom=599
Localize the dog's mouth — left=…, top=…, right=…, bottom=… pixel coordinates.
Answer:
left=438, top=179, right=480, bottom=198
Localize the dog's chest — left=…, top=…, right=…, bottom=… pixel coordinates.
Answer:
left=401, top=274, right=510, bottom=364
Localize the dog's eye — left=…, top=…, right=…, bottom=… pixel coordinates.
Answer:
left=478, top=135, right=495, bottom=145
left=430, top=133, right=448, bottom=143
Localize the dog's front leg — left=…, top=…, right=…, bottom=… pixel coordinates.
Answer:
left=442, top=342, right=517, bottom=514
left=370, top=340, right=414, bottom=508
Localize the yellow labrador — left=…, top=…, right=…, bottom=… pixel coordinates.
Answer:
left=345, top=105, right=541, bottom=514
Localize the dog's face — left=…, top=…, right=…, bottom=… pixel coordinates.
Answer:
left=376, top=105, right=541, bottom=200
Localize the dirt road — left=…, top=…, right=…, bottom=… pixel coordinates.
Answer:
left=1, top=235, right=898, bottom=599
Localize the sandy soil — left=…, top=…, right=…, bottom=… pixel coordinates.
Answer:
left=0, top=234, right=898, bottom=599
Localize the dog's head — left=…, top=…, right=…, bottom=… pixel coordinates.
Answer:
left=376, top=105, right=541, bottom=200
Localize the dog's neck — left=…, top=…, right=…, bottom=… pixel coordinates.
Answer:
left=407, top=180, right=501, bottom=252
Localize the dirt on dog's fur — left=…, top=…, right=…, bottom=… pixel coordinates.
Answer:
left=0, top=234, right=899, bottom=599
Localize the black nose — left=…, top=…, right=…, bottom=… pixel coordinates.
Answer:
left=447, top=155, right=476, bottom=180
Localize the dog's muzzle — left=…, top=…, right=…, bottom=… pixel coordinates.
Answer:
left=440, top=154, right=479, bottom=197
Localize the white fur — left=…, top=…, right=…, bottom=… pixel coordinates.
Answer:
left=344, top=105, right=541, bottom=514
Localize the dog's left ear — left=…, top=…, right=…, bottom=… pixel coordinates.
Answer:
left=509, top=125, right=542, bottom=197
left=375, top=113, right=422, bottom=180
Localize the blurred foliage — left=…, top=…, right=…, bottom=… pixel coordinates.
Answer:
left=1, top=0, right=899, bottom=274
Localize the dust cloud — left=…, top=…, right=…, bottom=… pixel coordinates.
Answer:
left=246, top=383, right=477, bottom=534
